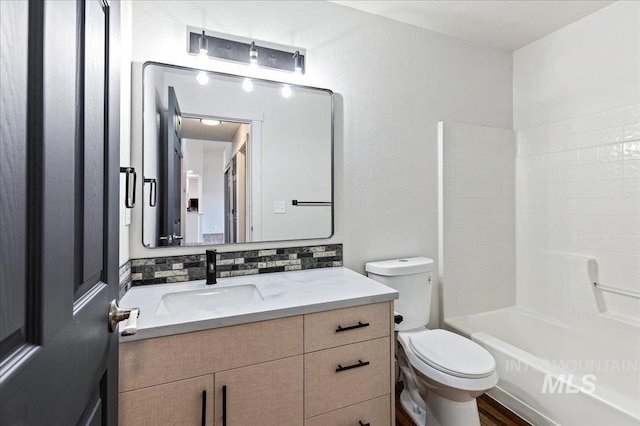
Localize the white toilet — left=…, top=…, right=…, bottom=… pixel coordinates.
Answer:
left=366, top=257, right=498, bottom=426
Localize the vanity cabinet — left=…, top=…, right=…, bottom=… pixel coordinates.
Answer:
left=214, top=356, right=303, bottom=426
left=119, top=375, right=213, bottom=425
left=303, top=302, right=393, bottom=425
left=118, top=301, right=394, bottom=426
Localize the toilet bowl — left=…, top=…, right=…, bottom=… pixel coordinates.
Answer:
left=365, top=257, right=498, bottom=426
left=397, top=329, right=498, bottom=426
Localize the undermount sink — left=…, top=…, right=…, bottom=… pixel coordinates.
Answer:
left=156, top=284, right=264, bottom=314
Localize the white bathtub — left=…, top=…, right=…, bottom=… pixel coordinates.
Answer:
left=446, top=307, right=640, bottom=426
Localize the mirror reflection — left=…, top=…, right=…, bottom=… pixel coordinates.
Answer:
left=142, top=63, right=333, bottom=248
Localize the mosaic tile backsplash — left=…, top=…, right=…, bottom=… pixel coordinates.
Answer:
left=130, top=244, right=343, bottom=287
left=119, top=261, right=132, bottom=299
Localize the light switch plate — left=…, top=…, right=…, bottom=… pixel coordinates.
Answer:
left=274, top=201, right=286, bottom=214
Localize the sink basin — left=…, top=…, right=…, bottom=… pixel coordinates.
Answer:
left=156, top=284, right=264, bottom=314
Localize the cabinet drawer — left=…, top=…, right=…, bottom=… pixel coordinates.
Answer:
left=304, top=302, right=390, bottom=352
left=305, top=395, right=391, bottom=426
left=304, top=337, right=390, bottom=418
left=120, top=315, right=302, bottom=392
left=119, top=375, right=213, bottom=426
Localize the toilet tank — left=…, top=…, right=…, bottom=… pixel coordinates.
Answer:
left=366, top=257, right=434, bottom=331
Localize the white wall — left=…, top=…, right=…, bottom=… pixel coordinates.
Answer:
left=202, top=150, right=225, bottom=234
left=514, top=1, right=640, bottom=335
left=440, top=122, right=515, bottom=319
left=118, top=0, right=133, bottom=266
left=514, top=1, right=640, bottom=130
left=125, top=0, right=513, bottom=327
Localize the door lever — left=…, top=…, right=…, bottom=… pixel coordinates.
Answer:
left=108, top=299, right=140, bottom=336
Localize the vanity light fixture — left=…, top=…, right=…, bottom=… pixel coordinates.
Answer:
left=242, top=78, right=254, bottom=92
left=198, top=30, right=208, bottom=56
left=249, top=41, right=258, bottom=67
left=196, top=71, right=209, bottom=85
left=293, top=51, right=303, bottom=74
left=200, top=119, right=221, bottom=126
left=281, top=85, right=292, bottom=98
left=187, top=28, right=306, bottom=74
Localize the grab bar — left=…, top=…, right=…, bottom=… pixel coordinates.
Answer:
left=593, top=282, right=640, bottom=299
left=589, top=259, right=640, bottom=299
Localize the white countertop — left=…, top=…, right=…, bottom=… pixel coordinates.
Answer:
left=119, top=267, right=398, bottom=341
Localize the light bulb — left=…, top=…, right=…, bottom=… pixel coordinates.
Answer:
left=293, top=51, right=303, bottom=74
left=242, top=78, right=254, bottom=92
left=198, top=31, right=208, bottom=57
left=281, top=85, right=292, bottom=98
left=249, top=41, right=258, bottom=67
left=200, top=119, right=221, bottom=126
left=196, top=71, right=209, bottom=85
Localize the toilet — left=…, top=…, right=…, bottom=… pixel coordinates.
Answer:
left=366, top=257, right=498, bottom=426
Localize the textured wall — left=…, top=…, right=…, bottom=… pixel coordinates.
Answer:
left=514, top=1, right=640, bottom=336
left=513, top=1, right=640, bottom=130
left=123, top=0, right=513, bottom=326
left=440, top=122, right=515, bottom=319
left=516, top=105, right=640, bottom=332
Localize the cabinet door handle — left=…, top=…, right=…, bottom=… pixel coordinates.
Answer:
left=201, top=390, right=206, bottom=426
left=336, top=359, right=370, bottom=373
left=359, top=421, right=370, bottom=426
left=222, top=385, right=227, bottom=426
left=144, top=177, right=157, bottom=207
left=335, top=321, right=369, bottom=333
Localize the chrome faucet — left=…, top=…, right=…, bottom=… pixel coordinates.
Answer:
left=206, top=249, right=217, bottom=285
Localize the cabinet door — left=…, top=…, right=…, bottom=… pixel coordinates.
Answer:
left=215, top=356, right=303, bottom=426
left=119, top=375, right=214, bottom=425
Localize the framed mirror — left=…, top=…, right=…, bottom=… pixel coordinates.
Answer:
left=141, top=62, right=333, bottom=248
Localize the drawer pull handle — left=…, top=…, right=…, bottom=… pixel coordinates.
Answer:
left=336, top=321, right=370, bottom=333
left=222, top=385, right=227, bottom=426
left=359, top=422, right=370, bottom=426
left=201, top=390, right=206, bottom=426
left=336, top=359, right=370, bottom=372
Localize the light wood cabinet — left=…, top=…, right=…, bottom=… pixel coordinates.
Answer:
left=119, top=301, right=394, bottom=426
left=304, top=395, right=391, bottom=426
left=304, top=302, right=390, bottom=352
left=119, top=315, right=303, bottom=392
left=214, top=356, right=303, bottom=426
left=119, top=375, right=213, bottom=426
left=304, top=337, right=390, bottom=418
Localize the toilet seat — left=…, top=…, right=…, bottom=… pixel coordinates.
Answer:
left=408, top=329, right=495, bottom=379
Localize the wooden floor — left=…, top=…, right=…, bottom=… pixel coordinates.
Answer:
left=395, top=384, right=530, bottom=426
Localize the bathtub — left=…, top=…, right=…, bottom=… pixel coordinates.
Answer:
left=446, top=307, right=640, bottom=426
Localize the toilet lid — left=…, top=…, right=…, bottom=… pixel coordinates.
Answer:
left=408, top=330, right=495, bottom=379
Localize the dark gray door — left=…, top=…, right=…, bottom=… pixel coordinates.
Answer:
left=160, top=86, right=183, bottom=246
left=0, top=0, right=120, bottom=424
left=224, top=158, right=237, bottom=244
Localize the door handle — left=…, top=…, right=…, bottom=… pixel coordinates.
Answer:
left=120, top=167, right=137, bottom=208
left=108, top=299, right=140, bottom=335
left=144, top=177, right=157, bottom=207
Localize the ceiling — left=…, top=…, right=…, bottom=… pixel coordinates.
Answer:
left=180, top=117, right=242, bottom=143
left=332, top=0, right=615, bottom=51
